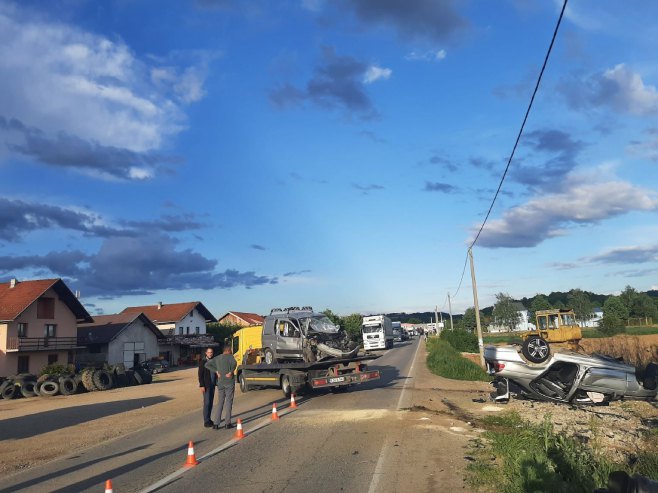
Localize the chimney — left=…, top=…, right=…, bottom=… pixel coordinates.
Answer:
left=75, top=290, right=81, bottom=299
left=158, top=301, right=163, bottom=309
left=9, top=278, right=17, bottom=288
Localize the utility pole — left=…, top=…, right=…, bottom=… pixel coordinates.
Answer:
left=447, top=292, right=454, bottom=330
left=469, top=247, right=485, bottom=368
left=435, top=305, right=440, bottom=335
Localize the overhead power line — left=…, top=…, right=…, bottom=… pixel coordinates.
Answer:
left=450, top=0, right=568, bottom=301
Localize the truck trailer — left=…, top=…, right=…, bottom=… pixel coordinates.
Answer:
left=362, top=314, right=394, bottom=350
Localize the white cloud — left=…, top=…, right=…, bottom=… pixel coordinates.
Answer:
left=0, top=4, right=207, bottom=155
left=405, top=49, right=447, bottom=62
left=474, top=177, right=658, bottom=248
left=363, top=65, right=392, bottom=84
left=602, top=64, right=658, bottom=115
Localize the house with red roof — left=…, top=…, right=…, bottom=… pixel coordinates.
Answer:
left=120, top=302, right=218, bottom=365
left=77, top=312, right=164, bottom=367
left=0, top=278, right=91, bottom=377
left=217, top=311, right=264, bottom=327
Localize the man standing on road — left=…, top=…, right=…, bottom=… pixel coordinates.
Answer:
left=206, top=344, right=237, bottom=429
left=198, top=347, right=216, bottom=428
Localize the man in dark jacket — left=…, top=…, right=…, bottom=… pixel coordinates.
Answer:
left=198, top=347, right=216, bottom=428
left=205, top=345, right=237, bottom=429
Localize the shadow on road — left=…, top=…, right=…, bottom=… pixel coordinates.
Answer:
left=0, top=396, right=171, bottom=440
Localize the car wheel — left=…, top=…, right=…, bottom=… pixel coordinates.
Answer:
left=264, top=348, right=275, bottom=365
left=1, top=382, right=17, bottom=399
left=20, top=380, right=38, bottom=398
left=39, top=381, right=60, bottom=396
left=522, top=337, right=551, bottom=363
left=59, top=376, right=78, bottom=395
left=281, top=375, right=291, bottom=398
left=238, top=373, right=249, bottom=393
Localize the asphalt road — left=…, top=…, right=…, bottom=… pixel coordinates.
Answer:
left=0, top=339, right=421, bottom=493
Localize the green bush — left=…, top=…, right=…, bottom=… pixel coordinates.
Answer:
left=39, top=363, right=75, bottom=377
left=599, top=315, right=627, bottom=336
left=440, top=328, right=479, bottom=352
left=426, top=338, right=490, bottom=381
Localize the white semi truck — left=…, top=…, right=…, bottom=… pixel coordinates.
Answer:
left=362, top=315, right=394, bottom=351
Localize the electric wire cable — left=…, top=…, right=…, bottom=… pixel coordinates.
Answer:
left=449, top=0, right=568, bottom=302
left=469, top=0, right=568, bottom=249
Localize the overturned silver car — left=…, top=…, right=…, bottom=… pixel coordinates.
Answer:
left=485, top=345, right=658, bottom=405
left=262, top=307, right=359, bottom=364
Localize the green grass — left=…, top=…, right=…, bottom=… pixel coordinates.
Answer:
left=482, top=334, right=523, bottom=345
left=466, top=412, right=618, bottom=492
left=466, top=412, right=658, bottom=493
left=426, top=338, right=491, bottom=381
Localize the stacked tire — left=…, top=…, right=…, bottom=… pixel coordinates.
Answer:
left=132, top=365, right=152, bottom=385
left=1, top=374, right=38, bottom=399
left=0, top=364, right=151, bottom=399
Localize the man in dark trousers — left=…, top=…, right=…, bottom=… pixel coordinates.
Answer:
left=206, top=344, right=237, bottom=429
left=198, top=347, right=216, bottom=428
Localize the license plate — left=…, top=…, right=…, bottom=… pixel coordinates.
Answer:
left=329, top=376, right=345, bottom=384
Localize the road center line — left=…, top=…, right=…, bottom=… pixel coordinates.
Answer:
left=139, top=408, right=295, bottom=493
left=368, top=339, right=422, bottom=493
left=396, top=339, right=421, bottom=411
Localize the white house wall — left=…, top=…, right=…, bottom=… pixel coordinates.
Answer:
left=107, top=320, right=159, bottom=366
left=173, top=308, right=208, bottom=336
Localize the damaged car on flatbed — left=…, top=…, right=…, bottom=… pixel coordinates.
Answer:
left=485, top=344, right=658, bottom=405
left=262, top=306, right=360, bottom=364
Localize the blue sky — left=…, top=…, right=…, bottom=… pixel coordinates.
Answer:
left=0, top=0, right=657, bottom=317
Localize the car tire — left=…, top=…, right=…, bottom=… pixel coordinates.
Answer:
left=0, top=379, right=10, bottom=395
left=1, top=382, right=17, bottom=399
left=281, top=375, right=291, bottom=398
left=40, top=381, right=60, bottom=396
left=20, top=380, right=38, bottom=398
left=81, top=369, right=96, bottom=392
left=133, top=370, right=144, bottom=385
left=59, top=376, right=78, bottom=395
left=93, top=370, right=114, bottom=391
left=238, top=373, right=249, bottom=393
left=264, top=348, right=275, bottom=365
left=140, top=370, right=152, bottom=384
left=522, top=337, right=551, bottom=363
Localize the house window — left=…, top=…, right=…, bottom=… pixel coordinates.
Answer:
left=17, top=356, right=29, bottom=374
left=44, top=324, right=57, bottom=337
left=195, top=327, right=200, bottom=335
left=179, top=327, right=184, bottom=335
left=17, top=323, right=27, bottom=338
left=189, top=310, right=194, bottom=318
left=67, top=351, right=74, bottom=364
left=37, top=297, right=55, bottom=319
left=48, top=354, right=58, bottom=365
left=186, top=326, right=190, bottom=335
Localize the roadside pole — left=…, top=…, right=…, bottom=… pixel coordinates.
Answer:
left=469, top=248, right=485, bottom=368
left=448, top=293, right=454, bottom=330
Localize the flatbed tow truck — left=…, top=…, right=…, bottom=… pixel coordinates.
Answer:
left=232, top=325, right=381, bottom=397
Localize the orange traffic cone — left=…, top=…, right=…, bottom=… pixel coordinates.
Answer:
left=184, top=440, right=199, bottom=467
left=290, top=393, right=298, bottom=409
left=271, top=402, right=280, bottom=420
left=234, top=418, right=244, bottom=439
left=104, top=479, right=113, bottom=493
